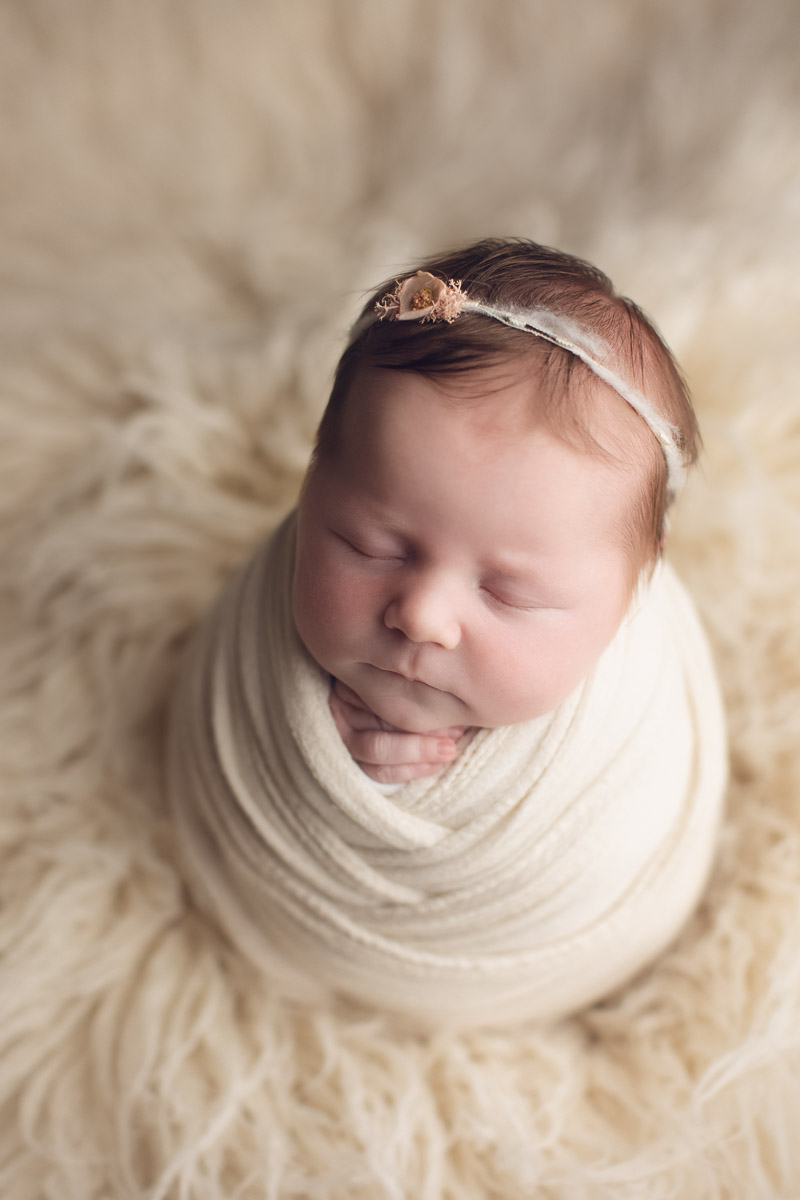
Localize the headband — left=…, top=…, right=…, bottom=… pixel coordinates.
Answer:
left=349, top=270, right=686, bottom=495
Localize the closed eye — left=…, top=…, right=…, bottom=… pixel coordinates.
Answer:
left=333, top=530, right=405, bottom=563
left=479, top=585, right=554, bottom=613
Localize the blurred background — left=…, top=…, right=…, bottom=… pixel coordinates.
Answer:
left=2, top=2, right=800, bottom=1195
left=2, top=0, right=797, bottom=436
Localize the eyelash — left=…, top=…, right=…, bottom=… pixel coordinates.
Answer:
left=480, top=587, right=537, bottom=613
left=337, top=533, right=404, bottom=563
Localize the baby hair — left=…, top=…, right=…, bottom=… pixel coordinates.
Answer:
left=313, top=238, right=700, bottom=579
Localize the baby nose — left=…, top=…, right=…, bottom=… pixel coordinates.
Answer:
left=384, top=574, right=461, bottom=650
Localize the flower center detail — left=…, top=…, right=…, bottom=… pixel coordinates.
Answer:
left=411, top=287, right=435, bottom=310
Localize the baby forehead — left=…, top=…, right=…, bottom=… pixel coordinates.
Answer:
left=355, top=357, right=658, bottom=466
left=341, top=370, right=648, bottom=525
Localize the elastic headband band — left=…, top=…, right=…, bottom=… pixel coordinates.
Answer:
left=349, top=271, right=686, bottom=495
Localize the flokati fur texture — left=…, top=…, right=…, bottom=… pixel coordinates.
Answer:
left=1, top=1, right=800, bottom=1196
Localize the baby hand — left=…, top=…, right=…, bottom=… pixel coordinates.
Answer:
left=329, top=680, right=466, bottom=784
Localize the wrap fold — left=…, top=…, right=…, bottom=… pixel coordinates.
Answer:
left=168, top=512, right=726, bottom=1026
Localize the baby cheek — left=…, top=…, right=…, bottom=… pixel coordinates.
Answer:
left=293, top=555, right=339, bottom=656
left=294, top=557, right=379, bottom=660
left=472, top=621, right=569, bottom=722
left=494, top=644, right=547, bottom=712
left=458, top=632, right=529, bottom=720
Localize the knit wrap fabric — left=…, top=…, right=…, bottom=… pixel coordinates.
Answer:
left=167, top=512, right=727, bottom=1026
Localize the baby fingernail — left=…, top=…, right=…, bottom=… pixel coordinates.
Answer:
left=437, top=740, right=456, bottom=758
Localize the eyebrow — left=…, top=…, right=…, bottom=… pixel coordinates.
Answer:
left=330, top=501, right=405, bottom=539
left=482, top=553, right=543, bottom=580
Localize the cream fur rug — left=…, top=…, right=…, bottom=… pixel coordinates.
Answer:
left=2, top=2, right=799, bottom=1196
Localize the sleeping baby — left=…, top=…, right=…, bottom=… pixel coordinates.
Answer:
left=168, top=238, right=727, bottom=1026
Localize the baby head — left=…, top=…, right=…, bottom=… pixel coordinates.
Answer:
left=293, top=238, right=699, bottom=733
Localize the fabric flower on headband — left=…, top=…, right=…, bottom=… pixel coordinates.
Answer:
left=375, top=270, right=468, bottom=324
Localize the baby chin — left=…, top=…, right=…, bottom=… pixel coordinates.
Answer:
left=351, top=663, right=469, bottom=733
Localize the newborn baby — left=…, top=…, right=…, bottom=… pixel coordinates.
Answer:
left=297, top=334, right=668, bottom=785
left=168, top=238, right=727, bottom=1026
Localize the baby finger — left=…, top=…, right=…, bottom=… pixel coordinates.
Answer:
left=350, top=730, right=458, bottom=768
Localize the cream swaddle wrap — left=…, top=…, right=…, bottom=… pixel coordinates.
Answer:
left=168, top=511, right=726, bottom=1026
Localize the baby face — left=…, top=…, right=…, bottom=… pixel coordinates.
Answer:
left=293, top=365, right=636, bottom=734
